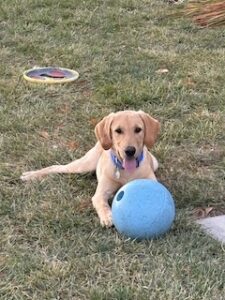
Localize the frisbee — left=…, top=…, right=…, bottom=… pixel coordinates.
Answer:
left=23, top=67, right=79, bottom=84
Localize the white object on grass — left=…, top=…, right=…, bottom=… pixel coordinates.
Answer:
left=197, top=215, right=225, bottom=244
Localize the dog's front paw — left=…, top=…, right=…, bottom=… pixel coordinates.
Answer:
left=20, top=171, right=42, bottom=181
left=100, top=210, right=113, bottom=227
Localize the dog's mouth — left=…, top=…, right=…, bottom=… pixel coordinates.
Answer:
left=116, top=151, right=137, bottom=172
left=114, top=147, right=143, bottom=172
left=122, top=157, right=137, bottom=172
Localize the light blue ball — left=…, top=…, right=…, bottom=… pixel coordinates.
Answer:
left=112, top=179, right=175, bottom=240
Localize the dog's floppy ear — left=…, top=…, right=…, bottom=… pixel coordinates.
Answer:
left=138, top=111, right=160, bottom=148
left=95, top=113, right=115, bottom=150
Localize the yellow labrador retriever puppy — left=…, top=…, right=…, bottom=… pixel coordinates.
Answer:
left=21, top=110, right=160, bottom=227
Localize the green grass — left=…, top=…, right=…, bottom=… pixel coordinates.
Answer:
left=1, top=0, right=225, bottom=299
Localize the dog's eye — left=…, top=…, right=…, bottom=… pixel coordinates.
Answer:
left=134, top=127, right=142, bottom=133
left=115, top=128, right=123, bottom=134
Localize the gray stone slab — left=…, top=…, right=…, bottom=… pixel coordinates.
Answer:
left=197, top=215, right=225, bottom=243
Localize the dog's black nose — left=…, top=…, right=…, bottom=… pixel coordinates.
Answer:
left=125, top=146, right=136, bottom=158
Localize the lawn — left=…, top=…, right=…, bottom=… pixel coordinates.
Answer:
left=1, top=0, right=225, bottom=299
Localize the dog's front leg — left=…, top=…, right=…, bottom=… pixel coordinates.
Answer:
left=92, top=179, right=120, bottom=227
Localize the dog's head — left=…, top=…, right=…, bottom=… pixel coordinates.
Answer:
left=95, top=110, right=160, bottom=170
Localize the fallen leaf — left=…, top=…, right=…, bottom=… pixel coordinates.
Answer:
left=39, top=131, right=49, bottom=139
left=89, top=118, right=99, bottom=127
left=193, top=207, right=206, bottom=219
left=75, top=200, right=92, bottom=212
left=82, top=90, right=92, bottom=97
left=65, top=141, right=79, bottom=151
left=205, top=207, right=214, bottom=217
left=76, top=79, right=88, bottom=87
left=193, top=207, right=225, bottom=219
left=183, top=77, right=196, bottom=88
left=53, top=123, right=65, bottom=136
left=58, top=103, right=71, bottom=114
left=40, top=201, right=52, bottom=210
left=156, top=68, right=169, bottom=74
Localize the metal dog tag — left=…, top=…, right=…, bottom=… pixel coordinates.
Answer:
left=115, top=167, right=120, bottom=179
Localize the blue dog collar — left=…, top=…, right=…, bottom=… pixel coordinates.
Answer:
left=110, top=151, right=144, bottom=170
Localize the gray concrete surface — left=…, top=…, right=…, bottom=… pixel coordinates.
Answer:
left=197, top=215, right=225, bottom=243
